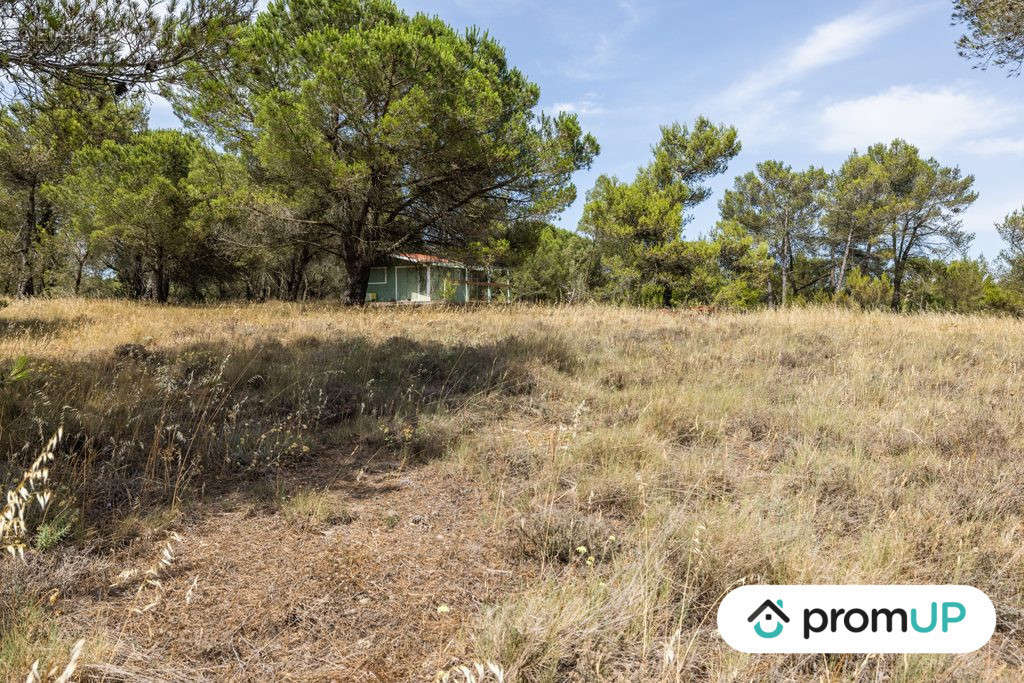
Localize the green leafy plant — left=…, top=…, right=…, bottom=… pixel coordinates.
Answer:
left=441, top=277, right=459, bottom=303
left=33, top=505, right=77, bottom=551
left=3, top=356, right=30, bottom=385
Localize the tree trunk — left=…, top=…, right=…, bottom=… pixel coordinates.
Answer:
left=836, top=225, right=854, bottom=293
left=16, top=187, right=37, bottom=297
left=152, top=245, right=170, bottom=303
left=778, top=214, right=792, bottom=308
left=343, top=252, right=371, bottom=305
left=780, top=234, right=789, bottom=308
left=891, top=259, right=904, bottom=312
left=286, top=245, right=312, bottom=301
left=130, top=252, right=146, bottom=298
left=780, top=263, right=788, bottom=308
left=662, top=281, right=673, bottom=309
left=785, top=232, right=796, bottom=303
left=73, top=243, right=90, bottom=295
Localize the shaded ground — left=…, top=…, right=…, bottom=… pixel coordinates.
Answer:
left=61, top=448, right=519, bottom=681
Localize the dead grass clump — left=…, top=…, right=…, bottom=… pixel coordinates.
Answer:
left=111, top=342, right=153, bottom=364
left=565, top=428, right=665, bottom=470
left=24, top=637, right=85, bottom=683
left=598, top=366, right=655, bottom=392
left=281, top=488, right=357, bottom=529
left=0, top=555, right=91, bottom=681
left=434, top=661, right=507, bottom=682
left=932, top=413, right=1010, bottom=456
left=511, top=506, right=620, bottom=564
left=356, top=416, right=454, bottom=465
left=118, top=532, right=183, bottom=615
left=474, top=516, right=733, bottom=680
left=107, top=507, right=182, bottom=548
left=577, top=471, right=648, bottom=520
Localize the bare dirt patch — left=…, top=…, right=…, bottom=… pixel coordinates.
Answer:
left=58, top=452, right=519, bottom=681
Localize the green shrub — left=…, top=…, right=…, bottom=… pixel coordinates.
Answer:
left=840, top=267, right=893, bottom=310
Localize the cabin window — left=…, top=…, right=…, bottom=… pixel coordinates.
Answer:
left=368, top=267, right=388, bottom=284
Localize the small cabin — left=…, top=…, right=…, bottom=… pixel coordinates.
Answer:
left=365, top=253, right=508, bottom=304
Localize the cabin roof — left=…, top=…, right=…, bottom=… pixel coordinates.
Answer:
left=394, top=253, right=457, bottom=265
left=390, top=253, right=483, bottom=269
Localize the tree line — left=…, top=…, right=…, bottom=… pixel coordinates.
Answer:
left=514, top=128, right=1024, bottom=314
left=0, top=0, right=1022, bottom=312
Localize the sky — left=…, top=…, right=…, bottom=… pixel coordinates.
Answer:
left=151, top=0, right=1024, bottom=259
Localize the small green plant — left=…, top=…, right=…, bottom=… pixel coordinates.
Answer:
left=33, top=506, right=78, bottom=552
left=839, top=267, right=894, bottom=310
left=441, top=277, right=459, bottom=303
left=1, top=356, right=30, bottom=388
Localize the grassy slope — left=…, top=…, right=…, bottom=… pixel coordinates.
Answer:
left=1, top=299, right=1023, bottom=680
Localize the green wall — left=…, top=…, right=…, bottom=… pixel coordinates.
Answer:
left=364, top=263, right=472, bottom=303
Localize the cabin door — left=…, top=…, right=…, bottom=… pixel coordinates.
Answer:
left=396, top=267, right=427, bottom=301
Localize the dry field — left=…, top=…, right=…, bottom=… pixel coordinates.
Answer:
left=2, top=299, right=1024, bottom=681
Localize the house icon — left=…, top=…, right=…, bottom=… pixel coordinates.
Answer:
left=748, top=599, right=789, bottom=638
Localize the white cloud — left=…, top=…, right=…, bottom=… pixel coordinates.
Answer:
left=818, top=85, right=1019, bottom=153
left=552, top=95, right=606, bottom=116
left=723, top=3, right=926, bottom=104
left=960, top=136, right=1024, bottom=156
left=720, top=89, right=804, bottom=146
left=707, top=3, right=931, bottom=146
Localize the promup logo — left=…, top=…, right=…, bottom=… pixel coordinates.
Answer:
left=748, top=599, right=789, bottom=638
left=719, top=585, right=996, bottom=654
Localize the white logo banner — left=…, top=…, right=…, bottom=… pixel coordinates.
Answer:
left=718, top=585, right=996, bottom=654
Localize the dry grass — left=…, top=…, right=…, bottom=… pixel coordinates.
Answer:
left=280, top=488, right=357, bottom=528
left=1, top=299, right=1024, bottom=680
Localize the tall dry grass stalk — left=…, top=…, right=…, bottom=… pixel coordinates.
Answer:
left=434, top=661, right=506, bottom=683
left=110, top=532, right=184, bottom=615
left=24, top=638, right=84, bottom=683
left=1, top=430, right=62, bottom=559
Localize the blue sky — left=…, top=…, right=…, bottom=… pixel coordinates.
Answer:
left=152, top=0, right=1024, bottom=259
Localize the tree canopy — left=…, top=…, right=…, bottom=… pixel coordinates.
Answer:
left=720, top=161, right=828, bottom=306
left=50, top=129, right=214, bottom=301
left=0, top=85, right=146, bottom=295
left=862, top=140, right=977, bottom=309
left=173, top=0, right=598, bottom=303
left=0, top=0, right=254, bottom=96
left=580, top=118, right=740, bottom=307
left=954, top=0, right=1024, bottom=75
